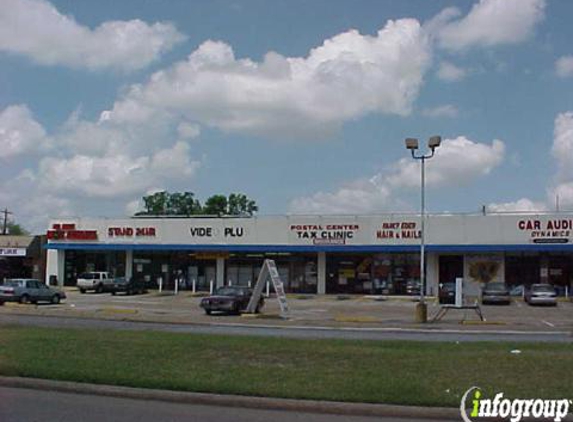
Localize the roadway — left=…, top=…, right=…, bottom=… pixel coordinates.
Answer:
left=0, top=313, right=571, bottom=342
left=0, top=386, right=434, bottom=422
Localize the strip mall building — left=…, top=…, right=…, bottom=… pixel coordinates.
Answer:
left=45, top=214, right=573, bottom=296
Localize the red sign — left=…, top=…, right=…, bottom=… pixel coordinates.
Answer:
left=108, top=227, right=156, bottom=237
left=47, top=223, right=98, bottom=241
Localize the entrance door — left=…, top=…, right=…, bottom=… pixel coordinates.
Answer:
left=439, top=256, right=464, bottom=284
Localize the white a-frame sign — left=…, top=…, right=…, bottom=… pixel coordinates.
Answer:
left=245, top=259, right=290, bottom=318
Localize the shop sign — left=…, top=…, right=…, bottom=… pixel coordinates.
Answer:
left=0, top=248, right=26, bottom=256
left=518, top=219, right=572, bottom=243
left=189, top=226, right=245, bottom=238
left=289, top=224, right=359, bottom=245
left=376, top=221, right=420, bottom=240
left=108, top=227, right=156, bottom=237
left=47, top=224, right=97, bottom=241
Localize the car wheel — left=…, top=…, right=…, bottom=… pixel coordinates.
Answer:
left=20, top=294, right=30, bottom=304
left=96, top=284, right=103, bottom=294
left=111, top=291, right=116, bottom=296
left=79, top=288, right=86, bottom=294
left=232, top=303, right=241, bottom=315
left=51, top=294, right=60, bottom=305
left=0, top=300, right=4, bottom=306
left=205, top=309, right=212, bottom=315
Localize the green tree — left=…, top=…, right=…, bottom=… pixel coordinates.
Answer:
left=228, top=193, right=258, bottom=216
left=137, top=191, right=201, bottom=216
left=135, top=191, right=258, bottom=217
left=203, top=195, right=228, bottom=216
left=4, top=222, right=30, bottom=236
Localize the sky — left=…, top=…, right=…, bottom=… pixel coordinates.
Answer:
left=1, top=0, right=573, bottom=233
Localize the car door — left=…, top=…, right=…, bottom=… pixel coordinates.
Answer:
left=37, top=282, right=52, bottom=301
left=25, top=280, right=40, bottom=300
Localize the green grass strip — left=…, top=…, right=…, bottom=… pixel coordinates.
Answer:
left=0, top=325, right=571, bottom=407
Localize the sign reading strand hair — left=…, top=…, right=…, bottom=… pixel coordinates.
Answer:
left=245, top=259, right=289, bottom=318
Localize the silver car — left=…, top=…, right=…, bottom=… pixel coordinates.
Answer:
left=0, top=278, right=66, bottom=305
left=525, top=284, right=557, bottom=306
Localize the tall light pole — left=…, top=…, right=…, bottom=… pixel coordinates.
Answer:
left=405, top=136, right=441, bottom=323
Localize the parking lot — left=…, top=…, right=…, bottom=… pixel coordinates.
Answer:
left=1, top=288, right=572, bottom=333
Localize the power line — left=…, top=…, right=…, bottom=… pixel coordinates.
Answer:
left=2, top=208, right=13, bottom=235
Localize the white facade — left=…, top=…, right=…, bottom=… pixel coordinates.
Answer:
left=45, top=214, right=573, bottom=295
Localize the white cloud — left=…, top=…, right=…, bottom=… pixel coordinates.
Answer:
left=437, top=61, right=466, bottom=82
left=103, top=19, right=432, bottom=138
left=177, top=122, right=201, bottom=140
left=0, top=104, right=48, bottom=158
left=488, top=198, right=548, bottom=213
left=291, top=136, right=505, bottom=214
left=421, top=104, right=459, bottom=118
left=36, top=142, right=200, bottom=198
left=555, top=55, right=573, bottom=78
left=436, top=0, right=545, bottom=51
left=0, top=0, right=185, bottom=71
left=550, top=112, right=573, bottom=182
left=386, top=137, right=505, bottom=189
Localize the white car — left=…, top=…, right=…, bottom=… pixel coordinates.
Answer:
left=525, top=284, right=557, bottom=306
left=77, top=271, right=113, bottom=293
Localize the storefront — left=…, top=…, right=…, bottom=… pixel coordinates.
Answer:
left=45, top=214, right=573, bottom=296
left=1, top=235, right=46, bottom=281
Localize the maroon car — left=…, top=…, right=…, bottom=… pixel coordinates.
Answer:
left=200, top=286, right=264, bottom=315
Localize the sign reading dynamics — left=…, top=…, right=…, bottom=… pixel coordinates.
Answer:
left=518, top=219, right=573, bottom=243
left=290, top=224, right=359, bottom=245
left=47, top=224, right=97, bottom=241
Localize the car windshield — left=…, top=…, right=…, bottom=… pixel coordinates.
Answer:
left=441, top=283, right=455, bottom=290
left=485, top=282, right=506, bottom=290
left=215, top=287, right=248, bottom=296
left=114, top=277, right=127, bottom=284
left=532, top=284, right=555, bottom=293
left=79, top=273, right=96, bottom=279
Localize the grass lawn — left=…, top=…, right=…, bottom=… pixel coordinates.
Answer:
left=0, top=324, right=571, bottom=407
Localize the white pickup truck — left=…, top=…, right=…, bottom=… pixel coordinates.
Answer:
left=77, top=271, right=113, bottom=293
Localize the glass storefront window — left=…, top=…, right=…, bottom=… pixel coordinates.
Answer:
left=327, top=253, right=420, bottom=295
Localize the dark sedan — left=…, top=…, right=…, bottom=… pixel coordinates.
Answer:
left=110, top=277, right=147, bottom=296
left=200, top=286, right=264, bottom=315
left=482, top=282, right=511, bottom=305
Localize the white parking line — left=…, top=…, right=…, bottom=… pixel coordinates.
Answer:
left=542, top=320, right=556, bottom=328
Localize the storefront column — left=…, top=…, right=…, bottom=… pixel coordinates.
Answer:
left=125, top=250, right=133, bottom=279
left=426, top=252, right=439, bottom=296
left=216, top=257, right=225, bottom=288
left=46, top=249, right=65, bottom=286
left=317, top=252, right=326, bottom=295
left=540, top=255, right=550, bottom=284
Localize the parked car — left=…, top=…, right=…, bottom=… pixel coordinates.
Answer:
left=481, top=282, right=511, bottom=305
left=438, top=282, right=456, bottom=304
left=110, top=277, right=147, bottom=296
left=0, top=279, right=66, bottom=305
left=200, top=286, right=264, bottom=315
left=77, top=271, right=113, bottom=293
left=405, top=280, right=421, bottom=296
left=525, top=284, right=557, bottom=306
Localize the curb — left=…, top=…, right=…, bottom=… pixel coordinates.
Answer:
left=0, top=376, right=460, bottom=420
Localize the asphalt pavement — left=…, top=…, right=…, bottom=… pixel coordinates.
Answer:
left=0, top=313, right=571, bottom=342
left=0, top=385, right=448, bottom=422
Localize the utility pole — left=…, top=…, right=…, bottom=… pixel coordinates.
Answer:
left=2, top=208, right=13, bottom=235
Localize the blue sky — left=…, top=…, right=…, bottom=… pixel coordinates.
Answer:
left=1, top=0, right=573, bottom=232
